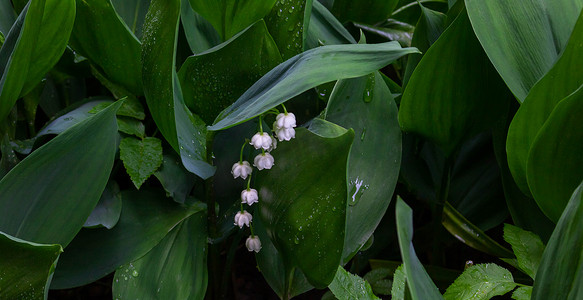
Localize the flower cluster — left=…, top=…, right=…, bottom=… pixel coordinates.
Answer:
left=230, top=108, right=297, bottom=253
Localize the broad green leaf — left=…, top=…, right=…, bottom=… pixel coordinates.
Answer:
left=332, top=0, right=399, bottom=24
left=503, top=224, right=545, bottom=279
left=178, top=21, right=282, bottom=124
left=305, top=0, right=356, bottom=49
left=116, top=96, right=146, bottom=120
left=442, top=202, right=514, bottom=258
left=506, top=11, right=583, bottom=196
left=390, top=265, right=407, bottom=300
left=180, top=0, right=220, bottom=54
left=325, top=72, right=401, bottom=262
left=0, top=0, right=16, bottom=35
left=51, top=190, right=204, bottom=289
left=0, top=0, right=75, bottom=122
left=0, top=134, right=19, bottom=179
left=353, top=19, right=414, bottom=47
left=465, top=0, right=583, bottom=101
left=111, top=0, right=150, bottom=40
left=513, top=287, right=532, bottom=300
left=209, top=41, right=419, bottom=131
left=117, top=117, right=146, bottom=138
left=370, top=259, right=462, bottom=291
left=70, top=0, right=142, bottom=96
left=142, top=0, right=215, bottom=179
left=395, top=198, right=443, bottom=300
left=526, top=86, right=583, bottom=222
left=83, top=181, right=122, bottom=229
left=189, top=0, right=277, bottom=40
left=329, top=266, right=380, bottom=300
left=120, top=137, right=163, bottom=189
left=532, top=181, right=583, bottom=299
left=112, top=212, right=207, bottom=300
left=257, top=127, right=354, bottom=288
left=154, top=154, right=196, bottom=204
left=0, top=101, right=121, bottom=246
left=0, top=231, right=62, bottom=300
left=399, top=9, right=510, bottom=156
left=36, top=99, right=112, bottom=136
left=443, top=264, right=516, bottom=300
left=265, top=0, right=311, bottom=59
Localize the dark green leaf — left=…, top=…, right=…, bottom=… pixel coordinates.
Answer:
left=526, top=86, right=583, bottom=222
left=189, top=0, right=277, bottom=40
left=325, top=72, right=401, bottom=262
left=120, top=137, right=163, bottom=189
left=117, top=117, right=146, bottom=138
left=178, top=21, right=282, bottom=124
left=353, top=20, right=415, bottom=47
left=111, top=0, right=150, bottom=40
left=154, top=154, right=196, bottom=204
left=209, top=41, right=419, bottom=131
left=532, top=181, right=583, bottom=299
left=0, top=134, right=19, bottom=179
left=503, top=224, right=544, bottom=279
left=370, top=259, right=462, bottom=291
left=395, top=198, right=444, bottom=300
left=0, top=231, right=62, bottom=300
left=0, top=101, right=121, bottom=246
left=70, top=0, right=143, bottom=95
left=305, top=0, right=356, bottom=49
left=180, top=0, right=220, bottom=54
left=112, top=211, right=207, bottom=300
left=328, top=266, right=380, bottom=300
left=0, top=0, right=16, bottom=35
left=116, top=96, right=146, bottom=120
left=398, top=9, right=510, bottom=156
left=37, top=99, right=112, bottom=136
left=506, top=11, right=583, bottom=196
left=83, top=181, right=122, bottom=229
left=443, top=264, right=516, bottom=300
left=332, top=0, right=399, bottom=24
left=513, top=287, right=532, bottom=300
left=265, top=0, right=310, bottom=59
left=465, top=0, right=583, bottom=101
left=51, top=190, right=204, bottom=289
left=257, top=127, right=354, bottom=288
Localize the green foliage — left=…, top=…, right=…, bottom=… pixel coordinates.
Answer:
left=120, top=137, right=163, bottom=189
left=443, top=264, right=516, bottom=300
left=503, top=224, right=545, bottom=279
left=328, top=266, right=380, bottom=300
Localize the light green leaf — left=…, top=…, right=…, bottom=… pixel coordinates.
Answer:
left=0, top=101, right=121, bottom=247
left=112, top=211, right=207, bottom=300
left=69, top=0, right=142, bottom=96
left=531, top=181, right=583, bottom=299
left=209, top=41, right=419, bottom=131
left=51, top=190, right=204, bottom=289
left=189, top=0, right=277, bottom=40
left=329, top=266, right=380, bottom=300
left=399, top=9, right=510, bottom=156
left=465, top=0, right=583, bottom=101
left=395, top=198, right=444, bottom=300
left=180, top=0, right=220, bottom=54
left=526, top=86, right=583, bottom=222
left=257, top=127, right=354, bottom=288
left=503, top=224, right=545, bottom=279
left=325, top=72, right=401, bottom=262
left=513, top=286, right=532, bottom=300
left=391, top=265, right=407, bottom=300
left=83, top=181, right=122, bottom=229
left=305, top=0, right=356, bottom=49
left=111, top=0, right=150, bottom=40
left=506, top=11, right=583, bottom=196
left=444, top=264, right=516, bottom=300
left=120, top=137, right=163, bottom=189
left=0, top=231, right=62, bottom=300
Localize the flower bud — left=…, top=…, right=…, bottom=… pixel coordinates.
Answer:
left=234, top=210, right=252, bottom=228
left=231, top=161, right=252, bottom=179
left=250, top=132, right=273, bottom=150
left=241, top=188, right=259, bottom=206
left=246, top=235, right=262, bottom=252
left=254, top=153, right=275, bottom=170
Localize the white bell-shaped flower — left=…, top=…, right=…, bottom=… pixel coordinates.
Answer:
left=234, top=210, right=252, bottom=228
left=274, top=126, right=295, bottom=141
left=268, top=135, right=277, bottom=152
left=241, top=188, right=259, bottom=206
left=250, top=132, right=273, bottom=150
left=231, top=161, right=252, bottom=179
left=246, top=235, right=262, bottom=252
left=254, top=153, right=275, bottom=170
left=276, top=112, right=297, bottom=129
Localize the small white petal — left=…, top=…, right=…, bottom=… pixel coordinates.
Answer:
left=254, top=153, right=275, bottom=170
left=234, top=211, right=252, bottom=228
left=275, top=127, right=295, bottom=141
left=241, top=188, right=259, bottom=205
left=246, top=236, right=262, bottom=252
left=250, top=132, right=272, bottom=150
left=231, top=161, right=252, bottom=179
left=276, top=112, right=296, bottom=129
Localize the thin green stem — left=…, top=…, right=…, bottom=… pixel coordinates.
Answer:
left=259, top=115, right=264, bottom=134
left=246, top=174, right=252, bottom=190
left=281, top=103, right=288, bottom=114
left=249, top=223, right=255, bottom=236
left=239, top=141, right=247, bottom=163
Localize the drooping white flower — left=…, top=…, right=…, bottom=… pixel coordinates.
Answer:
left=276, top=112, right=297, bottom=129
left=241, top=188, right=259, bottom=206
left=246, top=235, right=262, bottom=252
left=250, top=132, right=273, bottom=150
left=274, top=125, right=295, bottom=141
left=254, top=153, right=275, bottom=170
left=234, top=210, right=252, bottom=228
left=231, top=161, right=252, bottom=179
left=268, top=135, right=277, bottom=152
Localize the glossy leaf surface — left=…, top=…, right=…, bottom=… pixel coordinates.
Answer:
left=83, top=181, right=122, bottom=229
left=51, top=190, right=204, bottom=289
left=503, top=224, right=544, bottom=279
left=257, top=127, right=354, bottom=288
left=111, top=0, right=150, bottom=40
left=328, top=266, right=380, bottom=300
left=265, top=0, right=310, bottom=59
left=325, top=72, right=401, bottom=262
left=0, top=231, right=62, bottom=300
left=395, top=198, right=443, bottom=300
left=119, top=137, right=163, bottom=189
left=443, top=264, right=516, bottom=300
left=0, top=101, right=121, bottom=246
left=112, top=212, right=207, bottom=300
left=209, top=41, right=419, bottom=131
left=180, top=0, right=220, bottom=54
left=305, top=0, right=356, bottom=49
